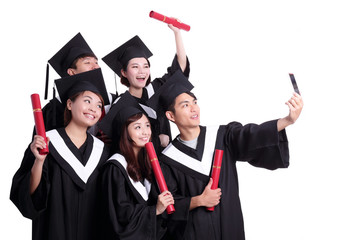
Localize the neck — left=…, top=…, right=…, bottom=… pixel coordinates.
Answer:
left=65, top=122, right=88, bottom=149
left=129, top=87, right=143, bottom=99
left=178, top=126, right=201, bottom=141
left=133, top=146, right=141, bottom=159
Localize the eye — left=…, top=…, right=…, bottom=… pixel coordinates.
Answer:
left=97, top=104, right=103, bottom=109
left=84, top=99, right=90, bottom=104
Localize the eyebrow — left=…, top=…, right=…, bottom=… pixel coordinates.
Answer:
left=83, top=95, right=102, bottom=104
left=178, top=98, right=196, bottom=106
left=129, top=62, right=149, bottom=66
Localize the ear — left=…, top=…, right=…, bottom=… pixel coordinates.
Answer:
left=66, top=99, right=72, bottom=111
left=120, top=69, right=127, bottom=78
left=165, top=111, right=175, bottom=122
left=67, top=68, right=76, bottom=76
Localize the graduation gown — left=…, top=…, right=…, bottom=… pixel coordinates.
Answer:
left=129, top=54, right=190, bottom=152
left=160, top=120, right=289, bottom=240
left=100, top=153, right=167, bottom=240
left=10, top=128, right=109, bottom=240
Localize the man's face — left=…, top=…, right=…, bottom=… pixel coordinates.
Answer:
left=68, top=56, right=99, bottom=75
left=166, top=93, right=200, bottom=129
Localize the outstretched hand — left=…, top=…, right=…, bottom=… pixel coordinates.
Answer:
left=277, top=92, right=304, bottom=131
left=285, top=92, right=303, bottom=124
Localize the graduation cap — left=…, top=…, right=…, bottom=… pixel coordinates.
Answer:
left=45, top=33, right=96, bottom=99
left=98, top=91, right=146, bottom=139
left=54, top=68, right=109, bottom=106
left=147, top=70, right=193, bottom=112
left=102, top=35, right=153, bottom=78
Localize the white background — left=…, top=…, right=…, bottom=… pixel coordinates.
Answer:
left=1, top=0, right=359, bottom=239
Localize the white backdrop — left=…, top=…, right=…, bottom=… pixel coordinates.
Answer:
left=1, top=0, right=359, bottom=239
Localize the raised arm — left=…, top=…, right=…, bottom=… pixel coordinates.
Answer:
left=168, top=24, right=187, bottom=72
left=29, top=135, right=48, bottom=194
left=277, top=92, right=303, bottom=131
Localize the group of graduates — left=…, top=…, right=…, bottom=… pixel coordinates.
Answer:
left=10, top=21, right=303, bottom=240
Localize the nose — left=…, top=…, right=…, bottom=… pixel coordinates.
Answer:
left=92, top=63, right=99, bottom=70
left=88, top=104, right=96, bottom=112
left=142, top=127, right=151, bottom=136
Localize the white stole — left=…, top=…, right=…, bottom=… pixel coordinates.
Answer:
left=47, top=129, right=103, bottom=184
left=109, top=153, right=151, bottom=201
left=162, top=126, right=219, bottom=176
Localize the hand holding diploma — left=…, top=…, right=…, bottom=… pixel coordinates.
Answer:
left=145, top=142, right=175, bottom=214
left=207, top=149, right=224, bottom=211
left=31, top=94, right=49, bottom=155
left=149, top=11, right=191, bottom=31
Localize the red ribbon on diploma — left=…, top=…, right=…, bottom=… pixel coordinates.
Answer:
left=145, top=142, right=175, bottom=214
left=206, top=149, right=224, bottom=211
left=149, top=11, right=191, bottom=31
left=31, top=94, right=49, bottom=155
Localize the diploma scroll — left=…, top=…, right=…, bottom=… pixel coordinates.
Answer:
left=145, top=142, right=175, bottom=214
left=31, top=93, right=49, bottom=155
left=149, top=11, right=191, bottom=31
left=206, top=149, right=224, bottom=211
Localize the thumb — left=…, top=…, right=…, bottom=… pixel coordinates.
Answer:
left=207, top=178, right=213, bottom=188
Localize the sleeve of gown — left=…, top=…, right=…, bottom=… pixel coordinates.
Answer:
left=151, top=54, right=190, bottom=90
left=160, top=161, right=190, bottom=222
left=224, top=119, right=289, bottom=170
left=101, top=163, right=159, bottom=239
left=10, top=145, right=50, bottom=219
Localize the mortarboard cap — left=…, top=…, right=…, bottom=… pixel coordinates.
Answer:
left=102, top=35, right=153, bottom=77
left=45, top=33, right=96, bottom=100
left=48, top=33, right=95, bottom=77
left=55, top=68, right=109, bottom=106
left=147, top=70, right=193, bottom=112
left=98, top=91, right=146, bottom=139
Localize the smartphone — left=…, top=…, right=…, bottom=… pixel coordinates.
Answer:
left=289, top=73, right=300, bottom=95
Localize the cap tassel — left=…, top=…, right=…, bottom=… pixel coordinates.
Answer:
left=44, top=63, right=49, bottom=100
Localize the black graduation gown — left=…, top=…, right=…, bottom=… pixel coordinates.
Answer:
left=130, top=54, right=190, bottom=152
left=100, top=153, right=167, bottom=240
left=160, top=120, right=289, bottom=240
left=10, top=128, right=109, bottom=240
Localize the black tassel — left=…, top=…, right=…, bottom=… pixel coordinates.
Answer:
left=52, top=86, right=56, bottom=127
left=44, top=63, right=49, bottom=100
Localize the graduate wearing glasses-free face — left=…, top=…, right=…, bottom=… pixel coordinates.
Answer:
left=166, top=92, right=200, bottom=139
left=67, top=56, right=100, bottom=76
left=65, top=90, right=103, bottom=130
left=127, top=114, right=152, bottom=150
left=121, top=57, right=151, bottom=94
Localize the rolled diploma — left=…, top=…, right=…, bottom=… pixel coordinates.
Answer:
left=31, top=93, right=49, bottom=155
left=149, top=11, right=191, bottom=31
left=145, top=142, right=175, bottom=214
left=206, top=149, right=224, bottom=211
